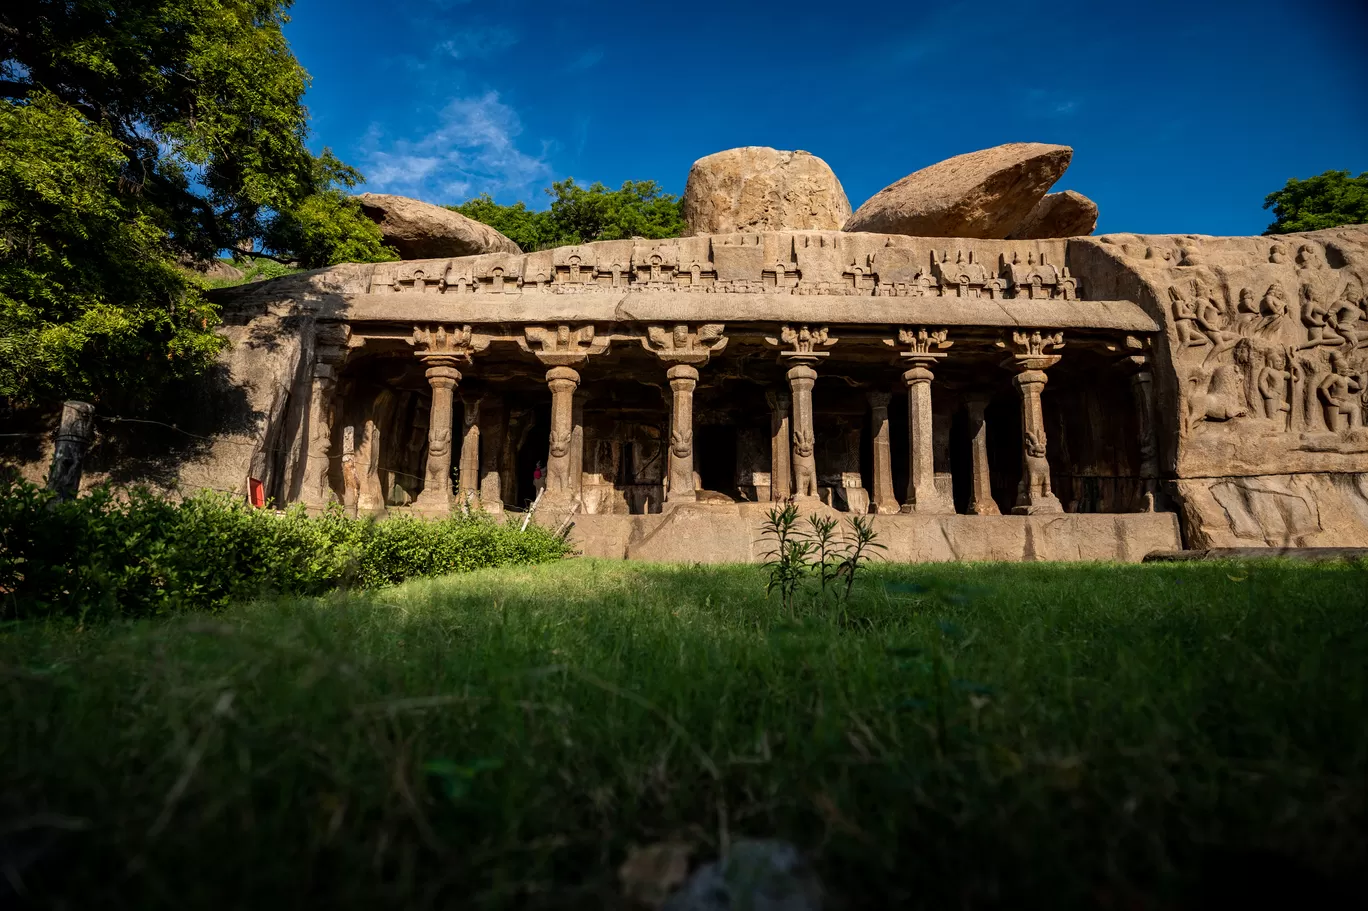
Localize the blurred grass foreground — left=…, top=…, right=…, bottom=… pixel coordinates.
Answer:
left=2, top=559, right=1366, bottom=908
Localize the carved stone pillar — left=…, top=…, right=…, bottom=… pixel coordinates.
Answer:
left=408, top=325, right=487, bottom=515
left=666, top=365, right=699, bottom=500
left=785, top=365, right=818, bottom=500
left=1003, top=330, right=1065, bottom=515
left=965, top=396, right=999, bottom=516
left=300, top=324, right=350, bottom=512
left=415, top=363, right=460, bottom=512
left=890, top=328, right=952, bottom=514
left=766, top=325, right=836, bottom=502
left=478, top=396, right=506, bottom=513
left=1123, top=354, right=1159, bottom=512
left=545, top=366, right=580, bottom=497
left=767, top=389, right=792, bottom=501
left=867, top=391, right=899, bottom=514
left=641, top=323, right=728, bottom=506
left=458, top=393, right=481, bottom=503
left=341, top=425, right=360, bottom=517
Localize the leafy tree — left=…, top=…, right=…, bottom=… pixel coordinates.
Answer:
left=1263, top=170, right=1368, bottom=235
left=451, top=178, right=685, bottom=251
left=0, top=1, right=394, bottom=409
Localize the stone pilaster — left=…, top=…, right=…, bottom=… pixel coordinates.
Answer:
left=1003, top=330, right=1065, bottom=515
left=300, top=324, right=350, bottom=512
left=767, top=389, right=792, bottom=502
left=867, top=390, right=899, bottom=514
left=965, top=396, right=999, bottom=516
left=478, top=396, right=506, bottom=513
left=666, top=364, right=700, bottom=501
left=1122, top=354, right=1159, bottom=512
left=458, top=392, right=481, bottom=503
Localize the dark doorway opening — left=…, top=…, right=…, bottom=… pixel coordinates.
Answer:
left=513, top=403, right=551, bottom=509
left=695, top=425, right=738, bottom=498
left=985, top=393, right=1023, bottom=515
left=948, top=407, right=972, bottom=515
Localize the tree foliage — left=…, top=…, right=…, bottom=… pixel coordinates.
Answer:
left=1263, top=170, right=1368, bottom=235
left=0, top=1, right=394, bottom=408
left=451, top=178, right=685, bottom=251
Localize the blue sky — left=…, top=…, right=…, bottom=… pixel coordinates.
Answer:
left=287, top=0, right=1367, bottom=236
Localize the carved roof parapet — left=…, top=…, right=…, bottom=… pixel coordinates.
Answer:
left=518, top=324, right=610, bottom=366
left=884, top=327, right=952, bottom=366
left=408, top=324, right=490, bottom=366
left=999, top=329, right=1065, bottom=371
left=1002, top=251, right=1077, bottom=300
left=933, top=250, right=1007, bottom=299
left=765, top=324, right=837, bottom=364
left=641, top=323, right=728, bottom=366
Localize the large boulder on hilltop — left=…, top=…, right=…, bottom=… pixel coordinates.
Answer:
left=844, top=142, right=1073, bottom=238
left=1008, top=190, right=1099, bottom=239
left=681, top=147, right=851, bottom=236
left=355, top=193, right=521, bottom=259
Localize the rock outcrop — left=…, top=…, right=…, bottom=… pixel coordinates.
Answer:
left=844, top=143, right=1073, bottom=239
left=1008, top=190, right=1099, bottom=239
left=355, top=193, right=521, bottom=260
left=681, top=147, right=851, bottom=236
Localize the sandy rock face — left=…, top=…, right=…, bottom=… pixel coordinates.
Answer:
left=1008, top=190, right=1099, bottom=239
left=681, top=148, right=851, bottom=236
left=844, top=142, right=1073, bottom=239
left=355, top=193, right=521, bottom=259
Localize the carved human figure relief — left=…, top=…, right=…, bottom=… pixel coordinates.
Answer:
left=1318, top=352, right=1363, bottom=433
left=1170, top=286, right=1209, bottom=348
left=1256, top=348, right=1300, bottom=425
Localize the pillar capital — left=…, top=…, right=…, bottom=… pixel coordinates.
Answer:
left=866, top=389, right=892, bottom=410
left=902, top=365, right=936, bottom=386
left=409, top=324, right=488, bottom=366
left=766, top=324, right=837, bottom=365
left=546, top=365, right=581, bottom=391
left=644, top=323, right=728, bottom=366
left=667, top=363, right=699, bottom=388
left=424, top=364, right=462, bottom=387
left=886, top=327, right=952, bottom=369
left=1000, top=329, right=1064, bottom=372
left=520, top=324, right=609, bottom=367
left=1012, top=368, right=1050, bottom=390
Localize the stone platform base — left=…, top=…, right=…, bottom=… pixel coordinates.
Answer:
left=564, top=503, right=1182, bottom=563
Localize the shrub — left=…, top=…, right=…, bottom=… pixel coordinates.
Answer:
left=0, top=479, right=569, bottom=620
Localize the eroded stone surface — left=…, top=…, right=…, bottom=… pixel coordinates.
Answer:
left=1008, top=190, right=1099, bottom=239
left=355, top=193, right=521, bottom=259
left=681, top=148, right=851, bottom=236
left=844, top=143, right=1073, bottom=239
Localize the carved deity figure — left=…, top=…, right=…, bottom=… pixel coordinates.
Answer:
left=1269, top=242, right=1289, bottom=265
left=1193, top=281, right=1236, bottom=344
left=1297, top=244, right=1325, bottom=270
left=1170, top=286, right=1208, bottom=348
left=1318, top=352, right=1363, bottom=433
left=1261, top=283, right=1290, bottom=318
left=1257, top=348, right=1300, bottom=423
left=1020, top=432, right=1053, bottom=503
left=1300, top=284, right=1341, bottom=348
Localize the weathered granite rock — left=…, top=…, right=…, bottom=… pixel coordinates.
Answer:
left=681, top=148, right=851, bottom=236
left=1008, top=190, right=1099, bottom=239
left=355, top=193, right=521, bottom=259
left=844, top=143, right=1073, bottom=239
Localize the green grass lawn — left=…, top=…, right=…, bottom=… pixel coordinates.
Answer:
left=3, top=560, right=1366, bottom=908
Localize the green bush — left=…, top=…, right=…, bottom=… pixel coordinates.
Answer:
left=0, top=479, right=569, bottom=620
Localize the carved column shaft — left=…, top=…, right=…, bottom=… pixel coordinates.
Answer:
left=787, top=364, right=819, bottom=500
left=768, top=390, right=792, bottom=501
left=966, top=396, right=999, bottom=516
left=300, top=361, right=339, bottom=512
left=867, top=391, right=898, bottom=514
left=545, top=366, right=581, bottom=497
left=1129, top=367, right=1158, bottom=512
left=415, top=364, right=461, bottom=512
left=902, top=366, right=947, bottom=513
left=1011, top=368, right=1063, bottom=514
left=478, top=396, right=506, bottom=512
left=667, top=364, right=699, bottom=501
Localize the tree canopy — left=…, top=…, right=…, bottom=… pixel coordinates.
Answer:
left=451, top=179, right=685, bottom=251
left=0, top=1, right=394, bottom=409
left=1263, top=170, right=1368, bottom=235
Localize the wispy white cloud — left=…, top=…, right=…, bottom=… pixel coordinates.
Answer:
left=1022, top=89, right=1082, bottom=119
left=566, top=48, right=604, bottom=72
left=438, top=26, right=519, bottom=60
left=358, top=92, right=552, bottom=204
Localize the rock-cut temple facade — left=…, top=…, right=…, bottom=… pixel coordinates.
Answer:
left=95, top=222, right=1364, bottom=562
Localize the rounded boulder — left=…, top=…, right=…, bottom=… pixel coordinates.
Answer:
left=355, top=193, right=522, bottom=260
left=681, top=147, right=851, bottom=236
